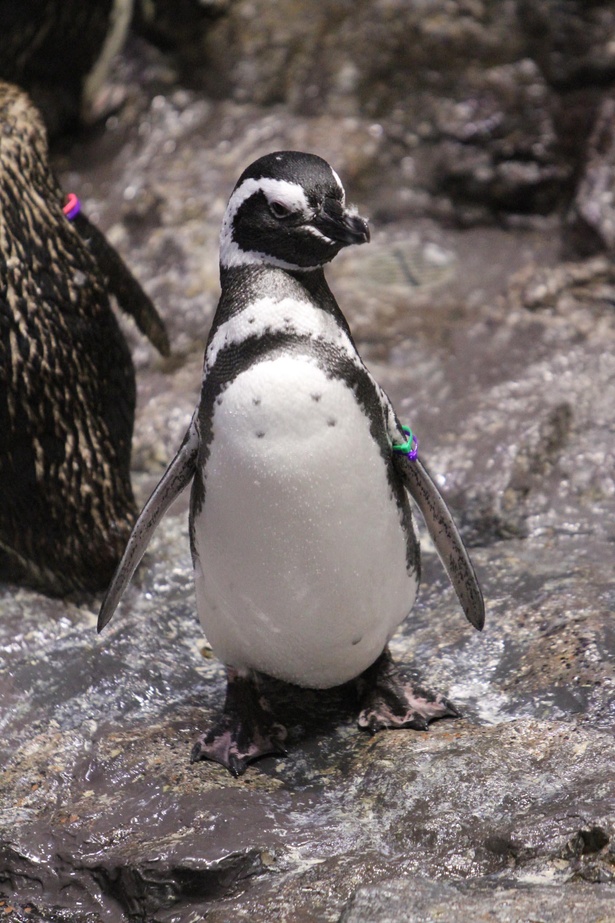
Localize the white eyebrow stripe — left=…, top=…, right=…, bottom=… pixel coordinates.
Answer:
left=223, top=177, right=310, bottom=232
left=330, top=167, right=345, bottom=204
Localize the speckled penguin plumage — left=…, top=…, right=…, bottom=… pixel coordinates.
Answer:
left=0, top=80, right=169, bottom=595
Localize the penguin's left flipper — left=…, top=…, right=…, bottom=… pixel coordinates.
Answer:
left=393, top=452, right=485, bottom=631
left=97, top=420, right=199, bottom=632
left=72, top=212, right=171, bottom=357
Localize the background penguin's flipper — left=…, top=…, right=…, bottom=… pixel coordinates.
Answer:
left=97, top=420, right=199, bottom=632
left=72, top=212, right=171, bottom=357
left=393, top=453, right=485, bottom=631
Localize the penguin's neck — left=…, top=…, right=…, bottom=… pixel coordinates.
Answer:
left=217, top=264, right=356, bottom=343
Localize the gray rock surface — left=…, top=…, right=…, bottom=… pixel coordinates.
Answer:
left=518, top=0, right=615, bottom=88
left=196, top=0, right=572, bottom=222
left=566, top=94, right=615, bottom=256
left=340, top=879, right=615, bottom=923
left=1, top=15, right=614, bottom=923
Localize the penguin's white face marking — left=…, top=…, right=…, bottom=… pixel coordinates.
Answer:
left=330, top=167, right=346, bottom=203
left=228, top=177, right=312, bottom=227
left=302, top=224, right=336, bottom=243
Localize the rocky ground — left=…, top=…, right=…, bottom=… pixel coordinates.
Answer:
left=1, top=4, right=615, bottom=921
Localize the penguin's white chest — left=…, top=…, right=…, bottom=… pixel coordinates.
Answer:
left=192, top=354, right=417, bottom=688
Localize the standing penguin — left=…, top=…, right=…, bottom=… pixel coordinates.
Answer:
left=0, top=80, right=169, bottom=596
left=99, top=151, right=484, bottom=776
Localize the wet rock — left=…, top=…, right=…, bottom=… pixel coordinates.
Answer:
left=132, top=0, right=227, bottom=63
left=339, top=879, right=615, bottom=923
left=196, top=0, right=571, bottom=222
left=198, top=0, right=524, bottom=112
left=566, top=94, right=615, bottom=256
left=431, top=59, right=569, bottom=218
left=431, top=246, right=615, bottom=549
left=518, top=0, right=615, bottom=89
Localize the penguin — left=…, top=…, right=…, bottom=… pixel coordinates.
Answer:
left=98, top=151, right=484, bottom=776
left=0, top=79, right=170, bottom=596
left=0, top=0, right=133, bottom=135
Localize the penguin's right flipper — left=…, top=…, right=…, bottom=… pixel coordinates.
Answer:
left=393, top=452, right=485, bottom=631
left=72, top=212, right=171, bottom=357
left=97, top=420, right=199, bottom=632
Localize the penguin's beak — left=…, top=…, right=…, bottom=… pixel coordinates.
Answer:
left=313, top=197, right=370, bottom=247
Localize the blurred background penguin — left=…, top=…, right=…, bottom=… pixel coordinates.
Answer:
left=0, top=78, right=169, bottom=596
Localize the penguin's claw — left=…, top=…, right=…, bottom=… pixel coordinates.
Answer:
left=357, top=648, right=460, bottom=735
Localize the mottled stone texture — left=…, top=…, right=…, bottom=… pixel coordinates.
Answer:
left=1, top=4, right=615, bottom=921
left=194, top=0, right=615, bottom=224
left=341, top=879, right=615, bottom=923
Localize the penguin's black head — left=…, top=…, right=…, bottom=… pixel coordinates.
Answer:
left=220, top=151, right=370, bottom=271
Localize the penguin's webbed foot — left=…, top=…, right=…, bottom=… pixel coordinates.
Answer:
left=190, top=668, right=287, bottom=777
left=357, top=647, right=459, bottom=735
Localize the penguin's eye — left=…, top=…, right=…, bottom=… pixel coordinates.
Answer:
left=269, top=200, right=293, bottom=219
